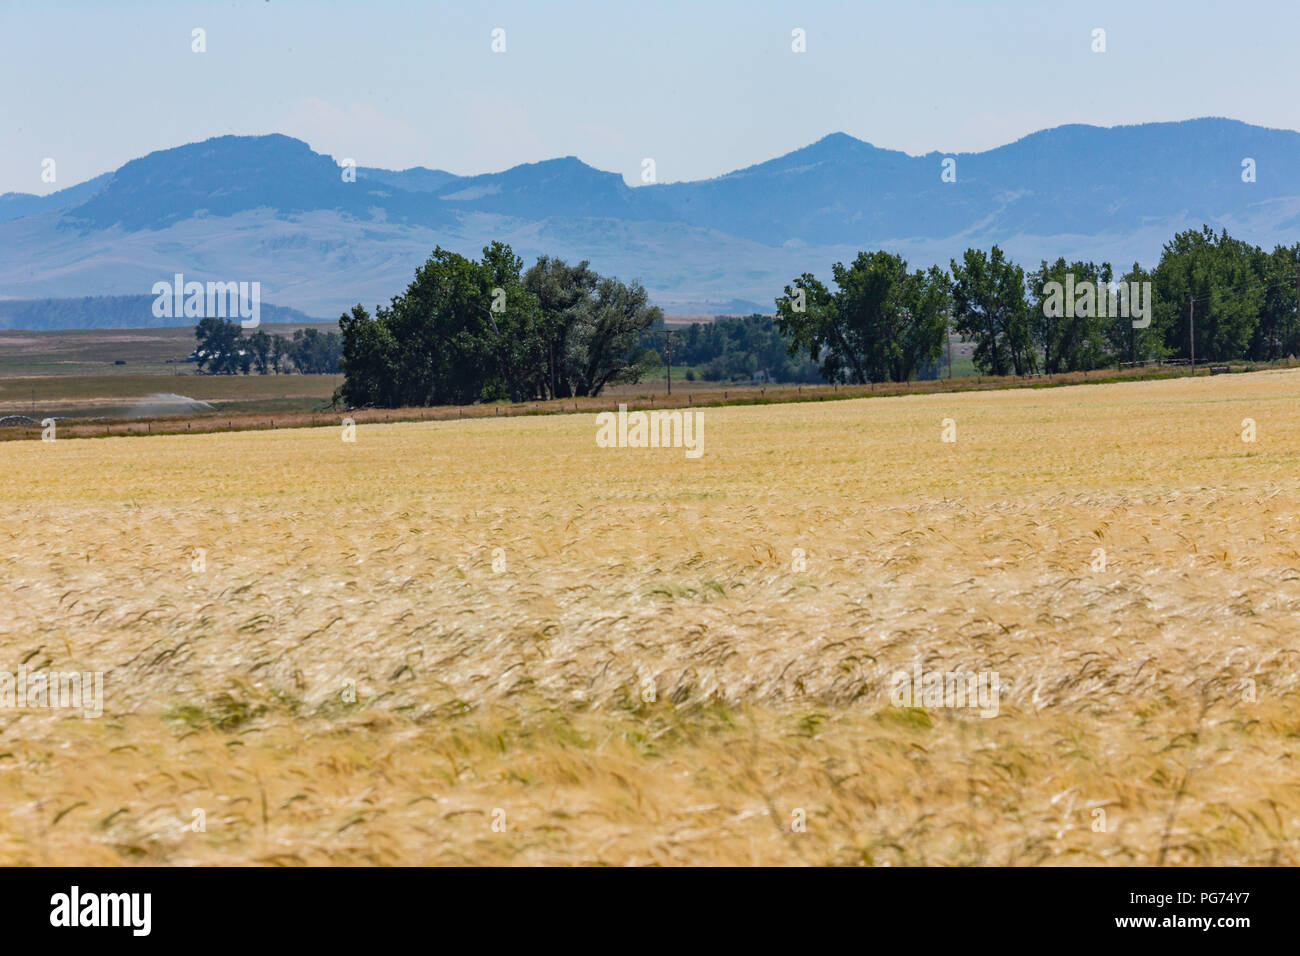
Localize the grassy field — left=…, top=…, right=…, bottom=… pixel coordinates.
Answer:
left=0, top=373, right=342, bottom=419
left=0, top=325, right=981, bottom=422
left=1, top=369, right=1298, bottom=865
left=0, top=324, right=334, bottom=376
left=0, top=325, right=343, bottom=418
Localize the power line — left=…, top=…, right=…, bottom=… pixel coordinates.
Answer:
left=1180, top=268, right=1299, bottom=306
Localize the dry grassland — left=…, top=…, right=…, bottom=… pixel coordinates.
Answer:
left=1, top=369, right=1298, bottom=865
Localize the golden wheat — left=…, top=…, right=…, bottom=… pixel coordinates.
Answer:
left=1, top=369, right=1298, bottom=865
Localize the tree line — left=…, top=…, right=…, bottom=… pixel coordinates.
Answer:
left=640, top=314, right=823, bottom=383
left=776, top=226, right=1300, bottom=382
left=325, top=225, right=1300, bottom=407
left=193, top=318, right=342, bottom=374
left=335, top=242, right=660, bottom=408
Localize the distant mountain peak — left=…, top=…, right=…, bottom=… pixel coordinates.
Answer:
left=786, top=131, right=879, bottom=160
left=4, top=118, right=1300, bottom=319
left=127, top=133, right=318, bottom=168
left=812, top=131, right=868, bottom=149
left=494, top=155, right=618, bottom=179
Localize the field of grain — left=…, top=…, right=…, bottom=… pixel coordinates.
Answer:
left=1, top=369, right=1298, bottom=866
left=0, top=325, right=343, bottom=420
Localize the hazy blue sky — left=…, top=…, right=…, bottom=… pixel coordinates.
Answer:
left=4, top=0, right=1297, bottom=194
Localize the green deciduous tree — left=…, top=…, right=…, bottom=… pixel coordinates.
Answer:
left=335, top=245, right=659, bottom=408
left=288, top=327, right=343, bottom=374
left=950, top=246, right=1035, bottom=376
left=523, top=256, right=598, bottom=398
left=194, top=316, right=242, bottom=375
left=1249, top=243, right=1300, bottom=361
left=248, top=329, right=272, bottom=374
left=564, top=275, right=661, bottom=396
left=1029, top=258, right=1113, bottom=373
left=774, top=251, right=949, bottom=384
left=1154, top=227, right=1262, bottom=363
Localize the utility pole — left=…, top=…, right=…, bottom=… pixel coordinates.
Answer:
left=1189, top=295, right=1195, bottom=375
left=1130, top=294, right=1137, bottom=367
left=946, top=311, right=953, bottom=379
left=662, top=329, right=674, bottom=396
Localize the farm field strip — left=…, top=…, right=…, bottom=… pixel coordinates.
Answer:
left=0, top=370, right=1298, bottom=864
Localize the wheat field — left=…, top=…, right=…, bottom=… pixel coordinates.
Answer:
left=1, top=369, right=1298, bottom=866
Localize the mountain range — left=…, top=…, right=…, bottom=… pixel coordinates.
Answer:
left=3, top=117, right=1299, bottom=327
